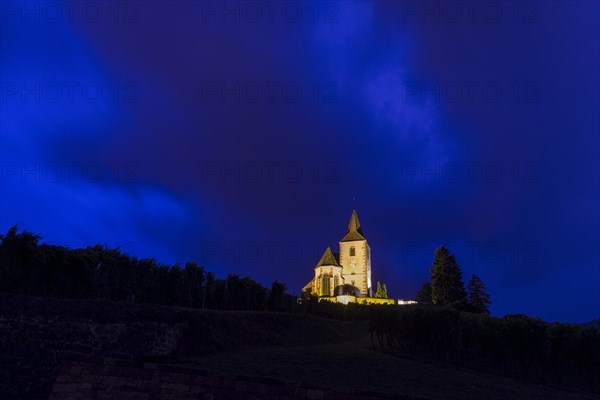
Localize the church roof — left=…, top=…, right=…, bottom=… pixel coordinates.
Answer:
left=340, top=209, right=366, bottom=242
left=302, top=280, right=313, bottom=291
left=315, top=247, right=341, bottom=268
left=333, top=252, right=340, bottom=264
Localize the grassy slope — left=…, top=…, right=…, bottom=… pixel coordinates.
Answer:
left=1, top=294, right=596, bottom=400
left=0, top=294, right=362, bottom=352
left=188, top=322, right=596, bottom=400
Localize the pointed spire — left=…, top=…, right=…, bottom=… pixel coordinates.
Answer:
left=316, top=247, right=340, bottom=267
left=348, top=209, right=361, bottom=232
left=341, top=209, right=366, bottom=242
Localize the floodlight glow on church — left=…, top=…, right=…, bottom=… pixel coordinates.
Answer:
left=302, top=209, right=399, bottom=305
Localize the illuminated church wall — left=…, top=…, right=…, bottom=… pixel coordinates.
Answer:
left=303, top=209, right=385, bottom=302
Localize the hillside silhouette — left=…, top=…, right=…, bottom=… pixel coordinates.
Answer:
left=1, top=226, right=599, bottom=399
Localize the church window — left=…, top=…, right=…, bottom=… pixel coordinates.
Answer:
left=350, top=246, right=355, bottom=256
left=322, top=275, right=330, bottom=296
left=334, top=275, right=339, bottom=288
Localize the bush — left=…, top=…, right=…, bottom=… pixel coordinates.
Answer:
left=368, top=304, right=600, bottom=392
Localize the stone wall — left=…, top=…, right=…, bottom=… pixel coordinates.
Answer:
left=50, top=355, right=420, bottom=400
left=319, top=296, right=396, bottom=305
left=0, top=313, right=186, bottom=398
left=0, top=294, right=365, bottom=399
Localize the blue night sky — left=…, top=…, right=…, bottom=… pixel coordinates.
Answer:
left=1, top=1, right=598, bottom=322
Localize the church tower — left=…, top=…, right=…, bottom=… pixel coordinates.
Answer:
left=339, top=209, right=372, bottom=297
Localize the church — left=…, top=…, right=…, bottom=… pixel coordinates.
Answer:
left=302, top=209, right=396, bottom=305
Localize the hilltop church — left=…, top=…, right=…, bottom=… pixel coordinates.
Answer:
left=302, top=210, right=396, bottom=304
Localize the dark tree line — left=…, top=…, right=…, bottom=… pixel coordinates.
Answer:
left=417, top=246, right=491, bottom=314
left=368, top=304, right=600, bottom=392
left=0, top=226, right=378, bottom=320
left=3, top=226, right=599, bottom=393
left=0, top=226, right=294, bottom=312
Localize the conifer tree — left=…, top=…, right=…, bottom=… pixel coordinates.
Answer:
left=382, top=284, right=388, bottom=299
left=415, top=282, right=432, bottom=304
left=268, top=279, right=287, bottom=311
left=466, top=274, right=491, bottom=314
left=430, top=246, right=466, bottom=305
left=375, top=281, right=383, bottom=298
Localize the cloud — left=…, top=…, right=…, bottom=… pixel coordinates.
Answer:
left=0, top=176, right=195, bottom=263
left=0, top=0, right=197, bottom=264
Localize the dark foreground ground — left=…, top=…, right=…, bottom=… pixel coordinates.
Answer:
left=0, top=294, right=596, bottom=400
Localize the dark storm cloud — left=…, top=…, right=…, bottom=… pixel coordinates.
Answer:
left=1, top=0, right=598, bottom=322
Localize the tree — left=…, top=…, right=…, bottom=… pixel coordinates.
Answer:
left=204, top=271, right=216, bottom=309
left=466, top=274, right=491, bottom=314
left=268, top=279, right=287, bottom=311
left=374, top=282, right=389, bottom=299
left=0, top=226, right=284, bottom=313
left=0, top=225, right=43, bottom=294
left=430, top=246, right=466, bottom=305
left=415, top=282, right=432, bottom=304
left=183, top=262, right=205, bottom=308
